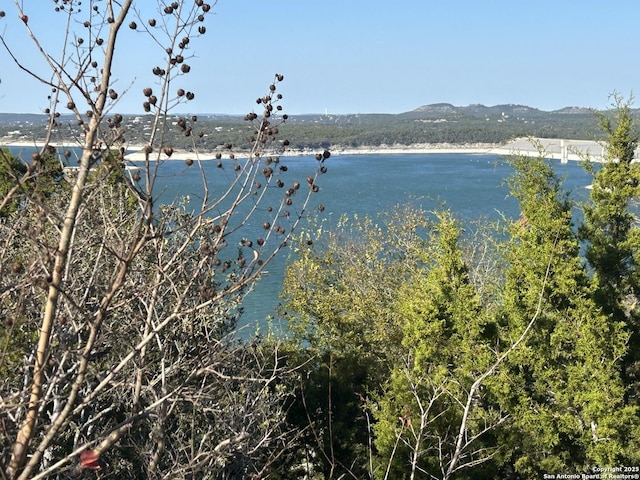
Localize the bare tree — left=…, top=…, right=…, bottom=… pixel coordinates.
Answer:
left=0, top=1, right=326, bottom=478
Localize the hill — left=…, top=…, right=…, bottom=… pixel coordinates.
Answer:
left=0, top=104, right=632, bottom=150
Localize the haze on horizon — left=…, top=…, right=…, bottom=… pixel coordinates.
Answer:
left=0, top=0, right=637, bottom=115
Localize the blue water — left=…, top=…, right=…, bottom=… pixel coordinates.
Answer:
left=5, top=147, right=595, bottom=329
left=237, top=153, right=593, bottom=328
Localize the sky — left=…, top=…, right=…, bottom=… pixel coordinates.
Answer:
left=0, top=0, right=638, bottom=115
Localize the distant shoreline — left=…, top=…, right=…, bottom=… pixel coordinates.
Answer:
left=2, top=137, right=615, bottom=162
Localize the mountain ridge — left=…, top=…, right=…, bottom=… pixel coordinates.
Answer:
left=0, top=104, right=609, bottom=125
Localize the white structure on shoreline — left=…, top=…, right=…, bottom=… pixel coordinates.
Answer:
left=491, top=137, right=640, bottom=163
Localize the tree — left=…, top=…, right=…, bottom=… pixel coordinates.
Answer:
left=580, top=94, right=640, bottom=407
left=0, top=2, right=325, bottom=478
left=281, top=145, right=640, bottom=479
left=498, top=151, right=637, bottom=475
left=373, top=210, right=506, bottom=480
left=0, top=147, right=63, bottom=217
left=281, top=206, right=431, bottom=478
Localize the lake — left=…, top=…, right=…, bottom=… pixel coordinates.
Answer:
left=6, top=147, right=595, bottom=330
left=219, top=153, right=594, bottom=329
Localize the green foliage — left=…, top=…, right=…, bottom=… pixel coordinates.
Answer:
left=499, top=153, right=638, bottom=474
left=581, top=95, right=640, bottom=313
left=373, top=211, right=502, bottom=478
left=282, top=128, right=640, bottom=477
left=0, top=147, right=65, bottom=217
left=284, top=206, right=430, bottom=361
left=0, top=148, right=27, bottom=216
left=578, top=94, right=640, bottom=461
left=282, top=207, right=440, bottom=477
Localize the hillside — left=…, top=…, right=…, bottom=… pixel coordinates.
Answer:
left=0, top=104, right=627, bottom=150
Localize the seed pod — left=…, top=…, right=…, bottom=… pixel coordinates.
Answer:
left=129, top=21, right=137, bottom=29
left=263, top=222, right=271, bottom=230
left=185, top=158, right=194, bottom=166
left=149, top=18, right=157, bottom=26
left=163, top=146, right=173, bottom=157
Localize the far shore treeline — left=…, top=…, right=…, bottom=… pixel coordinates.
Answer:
left=0, top=103, right=618, bottom=151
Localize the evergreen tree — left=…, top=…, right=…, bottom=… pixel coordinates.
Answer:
left=580, top=94, right=640, bottom=406
left=499, top=154, right=637, bottom=475
left=373, top=211, right=502, bottom=479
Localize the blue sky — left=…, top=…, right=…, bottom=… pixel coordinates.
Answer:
left=0, top=1, right=638, bottom=114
